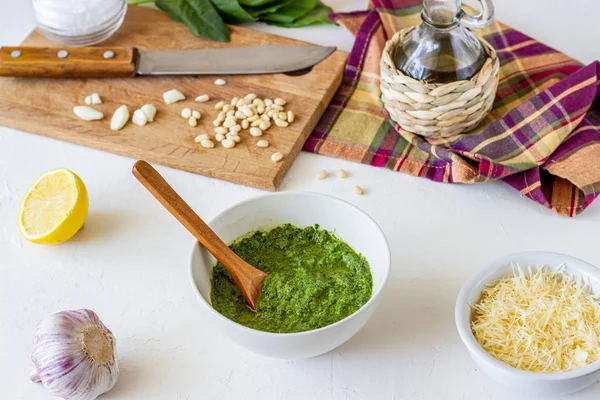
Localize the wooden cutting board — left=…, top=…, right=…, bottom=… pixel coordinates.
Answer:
left=0, top=6, right=347, bottom=190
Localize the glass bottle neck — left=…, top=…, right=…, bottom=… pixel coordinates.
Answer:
left=422, top=0, right=460, bottom=28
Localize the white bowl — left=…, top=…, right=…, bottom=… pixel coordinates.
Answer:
left=455, top=251, right=600, bottom=396
left=190, top=192, right=390, bottom=359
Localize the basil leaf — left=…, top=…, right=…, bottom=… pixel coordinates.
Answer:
left=210, top=0, right=257, bottom=23
left=258, top=0, right=319, bottom=23
left=265, top=1, right=335, bottom=27
left=244, top=0, right=296, bottom=18
left=156, top=0, right=230, bottom=42
left=238, top=0, right=278, bottom=6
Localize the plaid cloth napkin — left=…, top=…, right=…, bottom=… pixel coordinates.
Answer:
left=305, top=0, right=600, bottom=216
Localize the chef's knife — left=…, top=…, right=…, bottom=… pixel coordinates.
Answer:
left=0, top=45, right=336, bottom=78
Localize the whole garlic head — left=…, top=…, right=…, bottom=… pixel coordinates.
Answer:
left=30, top=309, right=119, bottom=400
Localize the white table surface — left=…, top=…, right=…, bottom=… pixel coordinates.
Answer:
left=1, top=1, right=599, bottom=399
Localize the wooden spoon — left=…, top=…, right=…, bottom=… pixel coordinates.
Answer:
left=132, top=160, right=268, bottom=310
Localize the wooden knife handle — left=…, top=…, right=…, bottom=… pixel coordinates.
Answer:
left=0, top=47, right=138, bottom=78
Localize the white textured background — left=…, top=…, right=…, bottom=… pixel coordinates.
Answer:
left=1, top=0, right=599, bottom=399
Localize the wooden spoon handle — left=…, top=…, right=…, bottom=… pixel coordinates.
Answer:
left=132, top=160, right=266, bottom=309
left=0, top=47, right=138, bottom=78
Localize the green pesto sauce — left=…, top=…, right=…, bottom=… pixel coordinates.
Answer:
left=210, top=224, right=373, bottom=333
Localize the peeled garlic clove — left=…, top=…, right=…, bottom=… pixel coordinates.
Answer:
left=73, top=106, right=103, bottom=121
left=110, top=105, right=129, bottom=131
left=90, top=93, right=102, bottom=105
left=141, top=104, right=157, bottom=122
left=30, top=309, right=119, bottom=400
left=163, top=89, right=185, bottom=104
left=132, top=109, right=148, bottom=126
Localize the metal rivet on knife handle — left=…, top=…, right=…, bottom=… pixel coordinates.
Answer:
left=57, top=50, right=69, bottom=59
left=10, top=50, right=21, bottom=58
left=103, top=50, right=115, bottom=59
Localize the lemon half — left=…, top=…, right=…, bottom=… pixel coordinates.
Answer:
left=18, top=169, right=88, bottom=244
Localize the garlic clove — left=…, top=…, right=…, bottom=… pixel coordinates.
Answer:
left=163, top=89, right=185, bottom=104
left=31, top=309, right=119, bottom=400
left=141, top=104, right=157, bottom=122
left=74, top=106, right=103, bottom=121
left=110, top=105, right=129, bottom=131
left=132, top=109, right=148, bottom=126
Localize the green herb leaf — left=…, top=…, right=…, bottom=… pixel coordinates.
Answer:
left=257, top=0, right=319, bottom=24
left=156, top=0, right=230, bottom=42
left=244, top=0, right=296, bottom=18
left=265, top=1, right=335, bottom=27
left=210, top=0, right=257, bottom=23
left=238, top=0, right=278, bottom=6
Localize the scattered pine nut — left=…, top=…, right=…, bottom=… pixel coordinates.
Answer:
left=223, top=104, right=234, bottom=112
left=188, top=116, right=198, bottom=127
left=214, top=126, right=228, bottom=134
left=214, top=78, right=227, bottom=86
left=217, top=111, right=226, bottom=121
left=235, top=110, right=246, bottom=119
left=250, top=127, right=263, bottom=137
left=90, top=93, right=102, bottom=105
left=194, top=133, right=209, bottom=143
left=73, top=106, right=103, bottom=121
left=223, top=119, right=237, bottom=128
left=132, top=109, right=148, bottom=126
left=192, top=110, right=201, bottom=119
left=339, top=169, right=348, bottom=178
left=228, top=135, right=241, bottom=143
left=259, top=121, right=271, bottom=131
left=353, top=186, right=364, bottom=195
left=287, top=111, right=295, bottom=123
left=181, top=108, right=192, bottom=119
left=316, top=170, right=327, bottom=180
left=245, top=93, right=257, bottom=101
left=256, top=139, right=269, bottom=148
left=241, top=120, right=249, bottom=129
left=231, top=97, right=239, bottom=106
left=229, top=124, right=241, bottom=133
left=163, top=89, right=185, bottom=104
left=227, top=110, right=236, bottom=118
left=271, top=104, right=284, bottom=111
left=253, top=98, right=264, bottom=107
left=264, top=99, right=273, bottom=106
left=200, top=139, right=215, bottom=149
left=275, top=119, right=289, bottom=128
left=257, top=105, right=265, bottom=114
left=251, top=119, right=262, bottom=127
left=195, top=94, right=210, bottom=102
left=215, top=101, right=225, bottom=110
left=261, top=114, right=270, bottom=121
left=278, top=112, right=287, bottom=121
left=141, top=104, right=157, bottom=122
left=247, top=115, right=260, bottom=122
left=215, top=133, right=225, bottom=142
left=213, top=119, right=222, bottom=127
left=271, top=152, right=283, bottom=162
left=274, top=98, right=286, bottom=106
left=110, top=105, right=129, bottom=130
left=241, top=105, right=254, bottom=117
left=221, top=139, right=235, bottom=148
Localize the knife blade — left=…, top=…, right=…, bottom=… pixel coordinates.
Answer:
left=0, top=45, right=336, bottom=79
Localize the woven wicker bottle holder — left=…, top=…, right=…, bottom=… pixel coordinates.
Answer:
left=380, top=28, right=500, bottom=138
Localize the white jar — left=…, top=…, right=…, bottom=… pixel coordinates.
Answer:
left=32, top=0, right=127, bottom=46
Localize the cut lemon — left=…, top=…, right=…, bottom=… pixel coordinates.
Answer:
left=18, top=169, right=88, bottom=244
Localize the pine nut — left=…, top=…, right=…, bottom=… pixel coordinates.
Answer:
left=245, top=93, right=257, bottom=101
left=257, top=105, right=265, bottom=114
left=274, top=98, right=286, bottom=106
left=353, top=186, right=364, bottom=195
left=74, top=106, right=104, bottom=121
left=271, top=152, right=283, bottom=162
left=227, top=110, right=236, bottom=118
left=278, top=112, right=287, bottom=121
left=235, top=110, right=245, bottom=119
left=215, top=133, right=225, bottom=142
left=231, top=97, right=239, bottom=106
left=214, top=126, right=227, bottom=134
left=272, top=104, right=284, bottom=111
left=317, top=170, right=327, bottom=179
left=251, top=119, right=262, bottom=127
left=264, top=99, right=273, bottom=106
left=132, top=109, right=148, bottom=126
left=141, top=104, right=157, bottom=122
left=250, top=127, right=263, bottom=137
left=256, top=139, right=269, bottom=148
left=223, top=119, right=237, bottom=128
left=192, top=110, right=201, bottom=119
left=241, top=120, right=249, bottom=129
left=227, top=134, right=241, bottom=143
left=253, top=98, right=265, bottom=107
left=339, top=169, right=348, bottom=178
left=194, top=134, right=209, bottom=143
left=200, top=139, right=215, bottom=148
left=261, top=114, right=270, bottom=121
left=221, top=139, right=235, bottom=148
left=181, top=108, right=192, bottom=119
left=163, top=89, right=185, bottom=104
left=214, top=78, right=227, bottom=86
left=275, top=119, right=289, bottom=128
left=195, top=94, right=210, bottom=102
left=287, top=111, right=295, bottom=123
left=248, top=103, right=256, bottom=109
left=217, top=111, right=226, bottom=121
left=241, top=105, right=254, bottom=117
left=213, top=119, right=222, bottom=127
left=236, top=98, right=246, bottom=107
left=215, top=101, right=225, bottom=110
left=229, top=124, right=241, bottom=132
left=247, top=115, right=260, bottom=122
left=223, top=104, right=234, bottom=112
left=188, top=116, right=198, bottom=127
left=259, top=120, right=271, bottom=130
left=267, top=110, right=277, bottom=118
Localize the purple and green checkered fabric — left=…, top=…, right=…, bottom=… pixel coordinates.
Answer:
left=305, top=0, right=600, bottom=216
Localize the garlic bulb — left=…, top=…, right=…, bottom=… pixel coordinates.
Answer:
left=30, top=309, right=119, bottom=400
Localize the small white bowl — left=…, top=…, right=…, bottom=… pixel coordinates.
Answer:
left=190, top=192, right=390, bottom=359
left=456, top=251, right=600, bottom=396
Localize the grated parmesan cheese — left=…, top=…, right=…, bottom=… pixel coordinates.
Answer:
left=471, top=265, right=600, bottom=373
